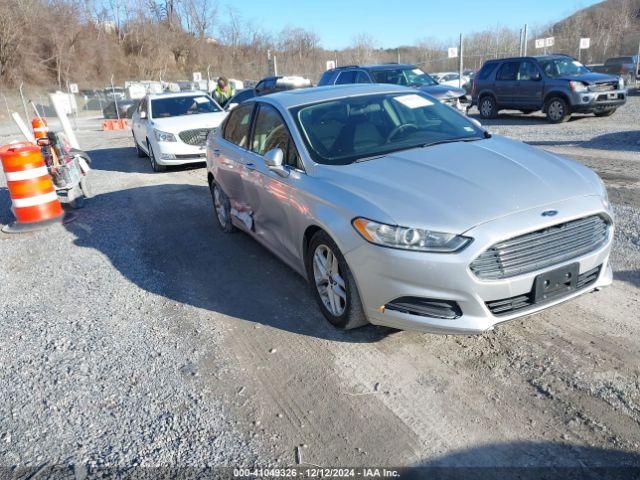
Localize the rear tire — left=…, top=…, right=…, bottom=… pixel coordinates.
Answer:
left=594, top=108, right=617, bottom=117
left=305, top=231, right=368, bottom=330
left=545, top=96, right=570, bottom=123
left=147, top=141, right=166, bottom=172
left=478, top=95, right=498, bottom=119
left=210, top=181, right=237, bottom=233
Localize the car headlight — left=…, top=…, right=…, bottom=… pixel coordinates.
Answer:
left=569, top=81, right=588, bottom=92
left=352, top=218, right=472, bottom=253
left=154, top=129, right=177, bottom=142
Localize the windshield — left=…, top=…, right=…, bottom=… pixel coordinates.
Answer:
left=292, top=92, right=484, bottom=165
left=370, top=68, right=438, bottom=87
left=539, top=59, right=591, bottom=78
left=151, top=95, right=221, bottom=118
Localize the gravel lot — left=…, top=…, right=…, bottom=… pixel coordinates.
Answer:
left=0, top=96, right=639, bottom=476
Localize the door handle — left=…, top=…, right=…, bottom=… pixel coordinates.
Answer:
left=212, top=149, right=221, bottom=157
left=244, top=162, right=256, bottom=170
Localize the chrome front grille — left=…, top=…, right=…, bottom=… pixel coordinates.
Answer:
left=179, top=128, right=213, bottom=146
left=591, top=82, right=617, bottom=92
left=470, top=215, right=610, bottom=280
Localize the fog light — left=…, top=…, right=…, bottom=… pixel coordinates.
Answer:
left=160, top=153, right=176, bottom=160
left=385, top=297, right=462, bottom=319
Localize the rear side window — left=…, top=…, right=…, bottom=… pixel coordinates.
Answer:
left=496, top=62, right=520, bottom=81
left=223, top=103, right=253, bottom=148
left=477, top=62, right=498, bottom=80
left=335, top=71, right=357, bottom=84
left=318, top=70, right=335, bottom=85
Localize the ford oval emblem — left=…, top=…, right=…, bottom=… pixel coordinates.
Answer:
left=541, top=210, right=558, bottom=217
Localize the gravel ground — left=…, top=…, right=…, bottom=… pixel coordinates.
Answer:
left=0, top=96, right=638, bottom=477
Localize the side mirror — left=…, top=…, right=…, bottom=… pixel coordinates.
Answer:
left=140, top=111, right=147, bottom=119
left=469, top=118, right=482, bottom=128
left=263, top=148, right=289, bottom=177
left=226, top=102, right=238, bottom=111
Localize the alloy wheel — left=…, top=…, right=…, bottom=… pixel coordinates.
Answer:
left=480, top=99, right=493, bottom=117
left=312, top=244, right=347, bottom=317
left=548, top=100, right=565, bottom=121
left=213, top=185, right=227, bottom=226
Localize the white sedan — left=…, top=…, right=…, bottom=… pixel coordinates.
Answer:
left=131, top=92, right=227, bottom=172
left=433, top=72, right=470, bottom=89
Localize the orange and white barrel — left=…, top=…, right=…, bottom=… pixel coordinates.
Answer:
left=0, top=143, right=63, bottom=233
left=31, top=117, right=48, bottom=141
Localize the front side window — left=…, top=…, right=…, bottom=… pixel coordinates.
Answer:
left=292, top=92, right=485, bottom=166
left=497, top=62, right=519, bottom=81
left=370, top=67, right=438, bottom=87
left=150, top=95, right=221, bottom=118
left=539, top=58, right=591, bottom=78
left=223, top=103, right=253, bottom=148
left=251, top=104, right=302, bottom=170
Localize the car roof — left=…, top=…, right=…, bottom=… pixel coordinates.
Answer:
left=148, top=91, right=210, bottom=100
left=329, top=63, right=417, bottom=72
left=256, top=84, right=415, bottom=108
left=487, top=54, right=572, bottom=63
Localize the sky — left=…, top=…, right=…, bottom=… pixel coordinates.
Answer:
left=230, top=0, right=603, bottom=49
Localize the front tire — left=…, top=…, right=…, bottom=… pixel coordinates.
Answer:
left=478, top=95, right=498, bottom=119
left=305, top=231, right=368, bottom=330
left=545, top=96, right=570, bottom=123
left=147, top=141, right=166, bottom=172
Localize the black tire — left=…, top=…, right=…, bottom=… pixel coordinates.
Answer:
left=210, top=180, right=237, bottom=233
left=478, top=95, right=498, bottom=119
left=545, top=96, right=570, bottom=123
left=134, top=134, right=146, bottom=158
left=594, top=108, right=617, bottom=117
left=147, top=141, right=166, bottom=172
left=305, top=230, right=368, bottom=330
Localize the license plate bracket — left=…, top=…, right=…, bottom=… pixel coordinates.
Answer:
left=533, top=263, right=579, bottom=303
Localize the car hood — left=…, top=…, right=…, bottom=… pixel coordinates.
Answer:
left=318, top=135, right=601, bottom=233
left=150, top=111, right=227, bottom=132
left=418, top=84, right=466, bottom=99
left=557, top=72, right=620, bottom=84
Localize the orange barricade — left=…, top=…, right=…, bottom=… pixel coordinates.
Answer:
left=0, top=143, right=64, bottom=233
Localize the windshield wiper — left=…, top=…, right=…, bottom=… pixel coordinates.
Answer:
left=421, top=135, right=487, bottom=148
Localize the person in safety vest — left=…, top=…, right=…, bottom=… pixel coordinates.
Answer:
left=212, top=77, right=234, bottom=107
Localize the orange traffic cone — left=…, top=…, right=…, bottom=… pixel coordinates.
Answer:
left=31, top=117, right=48, bottom=141
left=0, top=143, right=64, bottom=233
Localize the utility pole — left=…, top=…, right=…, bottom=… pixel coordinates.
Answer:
left=519, top=28, right=523, bottom=56
left=458, top=33, right=464, bottom=89
left=397, top=48, right=400, bottom=63
left=522, top=24, right=528, bottom=56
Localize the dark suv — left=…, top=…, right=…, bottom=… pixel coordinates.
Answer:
left=318, top=64, right=468, bottom=113
left=471, top=55, right=626, bottom=123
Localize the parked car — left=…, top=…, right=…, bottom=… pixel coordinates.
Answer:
left=103, top=99, right=138, bottom=119
left=224, top=88, right=256, bottom=111
left=591, top=56, right=639, bottom=86
left=432, top=72, right=470, bottom=88
left=318, top=64, right=468, bottom=114
left=471, top=55, right=627, bottom=123
left=131, top=91, right=227, bottom=172
left=206, top=84, right=613, bottom=334
left=254, top=76, right=312, bottom=96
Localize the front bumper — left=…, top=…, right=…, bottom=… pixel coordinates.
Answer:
left=345, top=196, right=613, bottom=334
left=154, top=140, right=207, bottom=165
left=570, top=88, right=627, bottom=112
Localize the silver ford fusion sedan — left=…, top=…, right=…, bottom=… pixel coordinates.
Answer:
left=206, top=84, right=613, bottom=334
